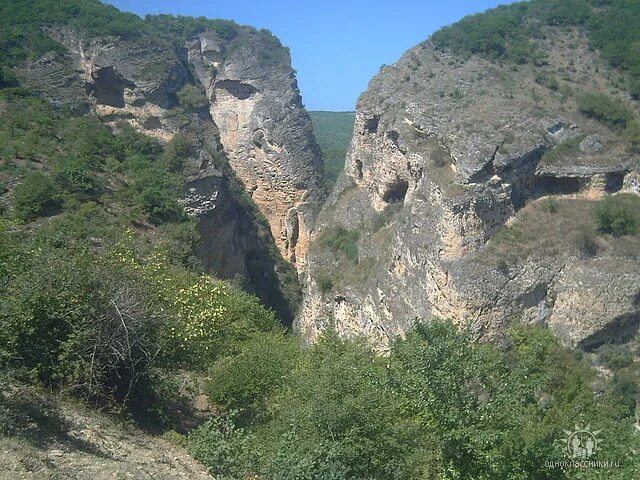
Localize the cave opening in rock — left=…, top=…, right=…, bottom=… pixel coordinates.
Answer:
left=87, top=66, right=134, bottom=108
left=383, top=179, right=409, bottom=203
left=216, top=79, right=257, bottom=100
left=605, top=172, right=625, bottom=193
left=364, top=115, right=380, bottom=134
left=535, top=175, right=582, bottom=197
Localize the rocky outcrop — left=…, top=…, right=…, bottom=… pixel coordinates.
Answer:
left=299, top=28, right=640, bottom=350
left=18, top=24, right=323, bottom=321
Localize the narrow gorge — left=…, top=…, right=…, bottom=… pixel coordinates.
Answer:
left=1, top=1, right=640, bottom=478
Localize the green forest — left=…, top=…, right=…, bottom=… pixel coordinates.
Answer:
left=309, top=111, right=356, bottom=189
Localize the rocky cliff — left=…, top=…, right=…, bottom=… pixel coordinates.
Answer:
left=299, top=23, right=640, bottom=350
left=16, top=17, right=323, bottom=322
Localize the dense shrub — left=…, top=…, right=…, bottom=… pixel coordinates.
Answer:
left=529, top=0, right=592, bottom=26
left=161, top=133, right=196, bottom=173
left=432, top=3, right=530, bottom=61
left=596, top=344, right=634, bottom=369
left=624, top=120, right=640, bottom=153
left=187, top=322, right=640, bottom=479
left=0, top=0, right=145, bottom=40
left=0, top=246, right=162, bottom=402
left=188, top=413, right=255, bottom=479
left=53, top=156, right=101, bottom=197
left=589, top=0, right=640, bottom=98
left=541, top=135, right=584, bottom=164
left=594, top=195, right=638, bottom=236
left=577, top=92, right=633, bottom=128
left=259, top=335, right=419, bottom=479
left=112, top=241, right=280, bottom=369
left=542, top=197, right=559, bottom=213
left=431, top=0, right=640, bottom=98
left=0, top=219, right=280, bottom=404
left=206, top=333, right=300, bottom=423
left=144, top=15, right=238, bottom=45
left=574, top=227, right=599, bottom=257
left=13, top=171, right=60, bottom=220
left=318, top=276, right=334, bottom=294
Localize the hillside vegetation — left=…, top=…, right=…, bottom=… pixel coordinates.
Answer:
left=309, top=111, right=355, bottom=189
left=432, top=0, right=640, bottom=98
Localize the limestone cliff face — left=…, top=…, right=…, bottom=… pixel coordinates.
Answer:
left=299, top=28, right=640, bottom=350
left=20, top=24, right=323, bottom=322
left=187, top=31, right=324, bottom=270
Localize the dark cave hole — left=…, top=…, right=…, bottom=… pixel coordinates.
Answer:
left=216, top=79, right=257, bottom=100
left=535, top=175, right=582, bottom=196
left=87, top=66, right=134, bottom=108
left=383, top=179, right=409, bottom=203
left=364, top=115, right=380, bottom=134
left=604, top=172, right=625, bottom=193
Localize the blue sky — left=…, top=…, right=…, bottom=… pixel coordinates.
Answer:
left=106, top=0, right=517, bottom=111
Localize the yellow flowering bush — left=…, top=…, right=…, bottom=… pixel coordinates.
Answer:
left=111, top=231, right=279, bottom=367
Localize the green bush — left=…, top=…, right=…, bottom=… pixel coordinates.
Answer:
left=259, top=335, right=420, bottom=479
left=144, top=15, right=238, bottom=46
left=530, top=0, right=592, bottom=26
left=596, top=344, right=634, bottom=369
left=577, top=92, right=633, bottom=128
left=161, top=133, right=195, bottom=173
left=53, top=156, right=101, bottom=196
left=541, top=197, right=559, bottom=213
left=535, top=71, right=560, bottom=91
left=318, top=276, right=334, bottom=294
left=430, top=0, right=640, bottom=99
left=594, top=195, right=638, bottom=236
left=0, top=247, right=163, bottom=402
left=432, top=3, right=530, bottom=61
left=624, top=120, right=640, bottom=153
left=176, top=85, right=209, bottom=112
left=542, top=135, right=584, bottom=164
left=188, top=413, right=255, bottom=479
left=206, top=333, right=299, bottom=422
left=13, top=171, right=60, bottom=220
left=589, top=0, right=640, bottom=98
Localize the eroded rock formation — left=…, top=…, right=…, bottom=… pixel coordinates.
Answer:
left=187, top=31, right=324, bottom=269
left=299, top=29, right=640, bottom=350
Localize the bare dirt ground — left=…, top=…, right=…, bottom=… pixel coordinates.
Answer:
left=0, top=385, right=212, bottom=480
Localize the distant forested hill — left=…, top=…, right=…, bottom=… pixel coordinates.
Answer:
left=309, top=111, right=355, bottom=189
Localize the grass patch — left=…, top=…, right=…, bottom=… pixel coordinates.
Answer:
left=541, top=135, right=585, bottom=165
left=318, top=226, right=360, bottom=263
left=481, top=194, right=640, bottom=266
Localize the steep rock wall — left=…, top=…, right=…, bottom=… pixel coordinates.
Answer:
left=187, top=31, right=324, bottom=270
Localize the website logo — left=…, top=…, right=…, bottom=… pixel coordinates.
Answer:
left=562, top=424, right=601, bottom=459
